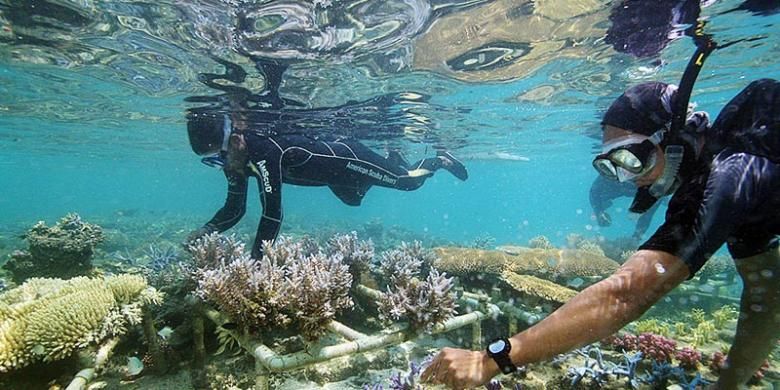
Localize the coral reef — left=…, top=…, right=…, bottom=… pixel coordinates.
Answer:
left=363, top=355, right=432, bottom=390
left=196, top=234, right=354, bottom=341
left=377, top=242, right=456, bottom=331
left=327, top=231, right=375, bottom=287
left=3, top=213, right=104, bottom=283
left=436, top=246, right=619, bottom=283
left=0, top=274, right=160, bottom=372
left=528, top=235, right=554, bottom=249
left=499, top=271, right=577, bottom=306
left=674, top=347, right=702, bottom=370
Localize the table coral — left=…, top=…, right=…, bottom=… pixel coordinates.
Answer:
left=0, top=274, right=158, bottom=372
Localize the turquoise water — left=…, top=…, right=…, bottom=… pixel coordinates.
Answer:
left=1, top=0, right=779, bottom=388
left=0, top=2, right=778, bottom=249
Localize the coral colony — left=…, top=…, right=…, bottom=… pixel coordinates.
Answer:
left=1, top=218, right=775, bottom=389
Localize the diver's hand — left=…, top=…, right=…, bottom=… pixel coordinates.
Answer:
left=420, top=348, right=499, bottom=389
left=596, top=211, right=612, bottom=227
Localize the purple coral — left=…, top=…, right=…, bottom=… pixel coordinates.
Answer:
left=327, top=231, right=375, bottom=285
left=637, top=333, right=677, bottom=363
left=195, top=234, right=353, bottom=340
left=674, top=346, right=702, bottom=370
left=377, top=242, right=457, bottom=331
left=284, top=250, right=353, bottom=340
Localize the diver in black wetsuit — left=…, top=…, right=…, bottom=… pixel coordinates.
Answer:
left=589, top=175, right=660, bottom=240
left=421, top=79, right=780, bottom=389
left=185, top=111, right=468, bottom=259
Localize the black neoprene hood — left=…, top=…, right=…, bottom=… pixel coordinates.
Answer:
left=602, top=81, right=677, bottom=136
left=187, top=113, right=225, bottom=156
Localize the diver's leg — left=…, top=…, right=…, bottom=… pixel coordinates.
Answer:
left=715, top=247, right=780, bottom=388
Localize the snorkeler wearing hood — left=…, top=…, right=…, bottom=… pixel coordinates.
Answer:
left=185, top=110, right=467, bottom=259
left=422, top=66, right=780, bottom=390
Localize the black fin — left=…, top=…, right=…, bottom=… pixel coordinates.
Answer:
left=329, top=186, right=367, bottom=206
left=437, top=151, right=468, bottom=181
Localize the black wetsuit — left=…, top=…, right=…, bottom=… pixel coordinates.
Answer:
left=640, top=79, right=780, bottom=276
left=204, top=132, right=446, bottom=258
left=589, top=175, right=661, bottom=239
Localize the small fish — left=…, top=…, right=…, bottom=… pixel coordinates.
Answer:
left=127, top=356, right=144, bottom=376
left=157, top=326, right=174, bottom=340
left=221, top=322, right=238, bottom=330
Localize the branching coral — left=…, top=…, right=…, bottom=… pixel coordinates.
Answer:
left=327, top=231, right=375, bottom=285
left=0, top=274, right=158, bottom=372
left=196, top=235, right=354, bottom=341
left=3, top=213, right=104, bottom=283
left=376, top=243, right=456, bottom=331
left=284, top=250, right=353, bottom=340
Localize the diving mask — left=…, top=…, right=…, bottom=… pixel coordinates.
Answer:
left=592, top=129, right=664, bottom=182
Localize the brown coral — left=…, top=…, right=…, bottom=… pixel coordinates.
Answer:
left=499, top=271, right=577, bottom=305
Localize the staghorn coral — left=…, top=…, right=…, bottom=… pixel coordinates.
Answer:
left=196, top=235, right=354, bottom=341
left=327, top=231, right=375, bottom=285
left=187, top=232, right=245, bottom=270
left=285, top=250, right=353, bottom=340
left=197, top=252, right=289, bottom=330
left=0, top=274, right=158, bottom=372
left=377, top=243, right=456, bottom=331
left=3, top=213, right=104, bottom=283
left=378, top=269, right=457, bottom=332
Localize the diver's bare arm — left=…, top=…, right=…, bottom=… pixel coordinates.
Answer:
left=508, top=250, right=689, bottom=365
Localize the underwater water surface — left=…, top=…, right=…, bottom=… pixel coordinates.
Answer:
left=1, top=0, right=779, bottom=389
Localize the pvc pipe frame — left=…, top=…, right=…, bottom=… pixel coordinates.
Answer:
left=65, top=337, right=119, bottom=390
left=203, top=284, right=502, bottom=374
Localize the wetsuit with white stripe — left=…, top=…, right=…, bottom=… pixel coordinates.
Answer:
left=205, top=133, right=450, bottom=258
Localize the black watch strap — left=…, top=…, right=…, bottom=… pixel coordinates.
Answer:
left=487, top=338, right=517, bottom=374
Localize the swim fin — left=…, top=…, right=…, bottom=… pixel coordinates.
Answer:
left=437, top=151, right=468, bottom=181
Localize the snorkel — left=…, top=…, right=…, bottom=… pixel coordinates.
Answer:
left=200, top=114, right=233, bottom=169
left=629, top=22, right=716, bottom=213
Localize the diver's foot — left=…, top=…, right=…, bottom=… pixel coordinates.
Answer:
left=437, top=151, right=468, bottom=181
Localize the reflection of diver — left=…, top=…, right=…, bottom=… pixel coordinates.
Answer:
left=605, top=0, right=702, bottom=58
left=185, top=57, right=467, bottom=258
left=185, top=112, right=468, bottom=258
left=589, top=175, right=660, bottom=240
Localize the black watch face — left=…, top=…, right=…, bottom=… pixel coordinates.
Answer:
left=489, top=339, right=506, bottom=354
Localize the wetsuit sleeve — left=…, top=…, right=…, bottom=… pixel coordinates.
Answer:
left=205, top=169, right=248, bottom=231
left=248, top=144, right=284, bottom=258
left=589, top=176, right=614, bottom=215
left=639, top=152, right=770, bottom=276
left=634, top=199, right=660, bottom=238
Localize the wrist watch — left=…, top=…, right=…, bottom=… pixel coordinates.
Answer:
left=486, top=338, right=518, bottom=374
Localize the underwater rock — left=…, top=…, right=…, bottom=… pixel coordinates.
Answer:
left=0, top=274, right=160, bottom=372
left=3, top=213, right=104, bottom=283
